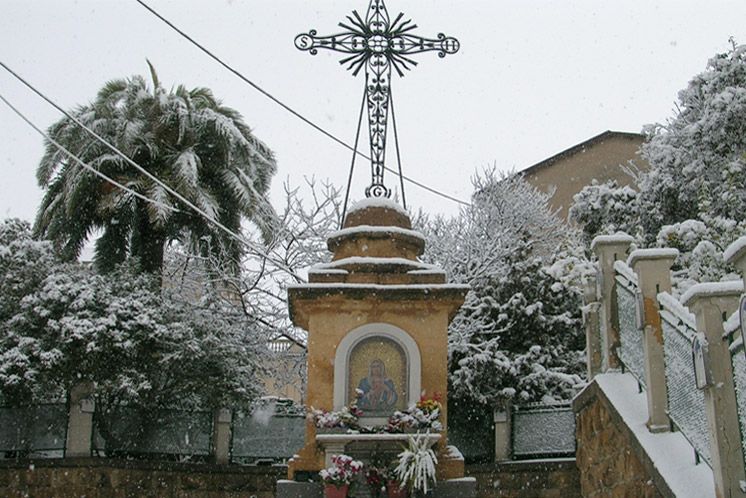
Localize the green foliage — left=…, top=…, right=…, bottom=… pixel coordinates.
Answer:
left=34, top=64, right=277, bottom=275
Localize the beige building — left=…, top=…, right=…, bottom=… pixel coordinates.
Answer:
left=262, top=333, right=307, bottom=404
left=522, top=130, right=648, bottom=220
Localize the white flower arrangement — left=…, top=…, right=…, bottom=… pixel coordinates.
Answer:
left=319, top=454, right=364, bottom=487
left=394, top=432, right=438, bottom=494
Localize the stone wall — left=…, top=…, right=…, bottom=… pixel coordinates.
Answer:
left=466, top=460, right=580, bottom=498
left=0, top=458, right=579, bottom=498
left=0, top=458, right=285, bottom=498
left=573, top=381, right=666, bottom=498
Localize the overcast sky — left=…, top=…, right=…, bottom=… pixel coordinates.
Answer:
left=2, top=0, right=746, bottom=225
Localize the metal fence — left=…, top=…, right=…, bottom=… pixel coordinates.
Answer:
left=512, top=403, right=575, bottom=459
left=615, top=266, right=646, bottom=388
left=447, top=403, right=495, bottom=463
left=0, top=403, right=67, bottom=459
left=660, top=297, right=711, bottom=466
left=93, top=406, right=213, bottom=459
left=231, top=409, right=305, bottom=464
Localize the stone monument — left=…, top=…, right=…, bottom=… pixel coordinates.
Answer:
left=278, top=2, right=475, bottom=495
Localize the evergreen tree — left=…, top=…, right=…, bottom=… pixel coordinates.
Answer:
left=419, top=171, right=588, bottom=407
left=34, top=63, right=277, bottom=275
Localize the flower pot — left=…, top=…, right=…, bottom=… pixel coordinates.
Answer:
left=386, top=480, right=409, bottom=498
left=324, top=483, right=349, bottom=498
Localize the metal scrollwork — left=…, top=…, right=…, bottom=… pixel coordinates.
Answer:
left=295, top=0, right=459, bottom=199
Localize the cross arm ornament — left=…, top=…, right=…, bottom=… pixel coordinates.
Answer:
left=295, top=0, right=459, bottom=199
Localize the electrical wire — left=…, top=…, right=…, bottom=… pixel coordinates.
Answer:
left=0, top=60, right=304, bottom=281
left=133, top=0, right=471, bottom=208
left=0, top=92, right=180, bottom=214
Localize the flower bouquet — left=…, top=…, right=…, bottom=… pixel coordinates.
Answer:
left=320, top=454, right=363, bottom=498
left=386, top=394, right=443, bottom=433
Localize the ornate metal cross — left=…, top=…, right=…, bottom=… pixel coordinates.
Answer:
left=295, top=0, right=459, bottom=199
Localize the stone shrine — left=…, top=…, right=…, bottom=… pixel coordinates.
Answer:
left=278, top=198, right=474, bottom=496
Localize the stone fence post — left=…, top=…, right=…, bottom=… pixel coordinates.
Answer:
left=65, top=381, right=95, bottom=457
left=628, top=249, right=678, bottom=433
left=582, top=278, right=602, bottom=379
left=212, top=408, right=232, bottom=464
left=493, top=401, right=512, bottom=462
left=591, top=233, right=635, bottom=371
left=682, top=283, right=746, bottom=498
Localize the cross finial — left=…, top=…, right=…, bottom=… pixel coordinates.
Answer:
left=295, top=0, right=459, bottom=199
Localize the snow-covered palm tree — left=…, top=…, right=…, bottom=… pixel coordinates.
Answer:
left=34, top=62, right=277, bottom=275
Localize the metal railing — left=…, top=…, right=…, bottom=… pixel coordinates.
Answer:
left=614, top=262, right=646, bottom=387
left=659, top=292, right=711, bottom=466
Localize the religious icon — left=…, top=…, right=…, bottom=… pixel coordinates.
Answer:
left=357, top=358, right=398, bottom=412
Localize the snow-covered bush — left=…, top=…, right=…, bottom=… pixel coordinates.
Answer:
left=419, top=171, right=588, bottom=407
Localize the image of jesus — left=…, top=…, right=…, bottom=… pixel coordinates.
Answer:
left=357, top=358, right=398, bottom=413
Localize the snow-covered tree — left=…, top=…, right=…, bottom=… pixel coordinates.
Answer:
left=419, top=171, right=589, bottom=407
left=569, top=179, right=640, bottom=246
left=638, top=41, right=746, bottom=241
left=0, top=220, right=267, bottom=414
left=34, top=62, right=277, bottom=275
left=570, top=41, right=746, bottom=292
left=164, top=178, right=340, bottom=337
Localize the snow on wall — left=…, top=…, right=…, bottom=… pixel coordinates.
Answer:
left=512, top=405, right=575, bottom=457
left=594, top=373, right=716, bottom=498
left=681, top=281, right=744, bottom=307
left=657, top=291, right=697, bottom=331
left=724, top=236, right=746, bottom=264
left=328, top=224, right=425, bottom=241
left=613, top=259, right=639, bottom=286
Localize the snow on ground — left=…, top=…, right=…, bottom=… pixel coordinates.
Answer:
left=593, top=372, right=715, bottom=498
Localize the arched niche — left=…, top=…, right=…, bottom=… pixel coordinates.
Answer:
left=333, top=323, right=421, bottom=421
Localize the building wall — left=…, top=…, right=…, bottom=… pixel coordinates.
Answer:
left=522, top=132, right=647, bottom=221
left=261, top=340, right=306, bottom=404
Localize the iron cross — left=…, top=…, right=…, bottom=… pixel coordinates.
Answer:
left=295, top=0, right=459, bottom=199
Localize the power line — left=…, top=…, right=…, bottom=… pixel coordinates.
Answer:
left=0, top=60, right=304, bottom=281
left=133, top=0, right=470, bottom=208
left=0, top=92, right=179, bottom=214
